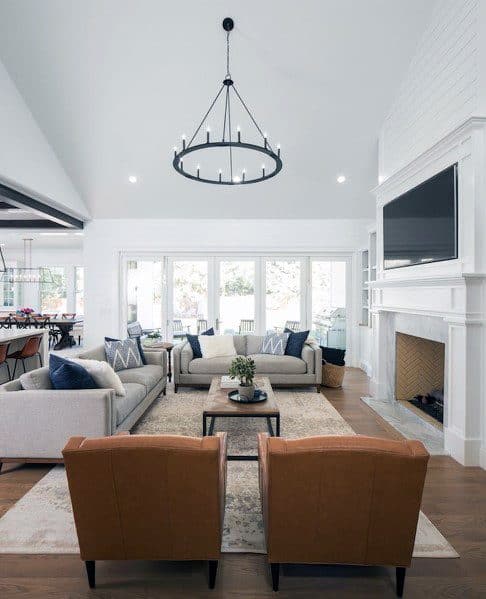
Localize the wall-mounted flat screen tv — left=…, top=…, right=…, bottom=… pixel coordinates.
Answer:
left=383, top=164, right=458, bottom=270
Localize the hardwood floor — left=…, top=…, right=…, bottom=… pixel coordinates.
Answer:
left=1, top=368, right=486, bottom=597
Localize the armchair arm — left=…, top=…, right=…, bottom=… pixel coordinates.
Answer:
left=0, top=389, right=116, bottom=459
left=258, top=432, right=270, bottom=541
left=214, top=432, right=228, bottom=528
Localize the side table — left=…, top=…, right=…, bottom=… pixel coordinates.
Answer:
left=142, top=341, right=174, bottom=382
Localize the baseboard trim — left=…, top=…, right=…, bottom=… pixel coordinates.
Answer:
left=444, top=427, right=482, bottom=467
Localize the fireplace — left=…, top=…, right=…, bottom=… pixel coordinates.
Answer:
left=395, top=332, right=445, bottom=424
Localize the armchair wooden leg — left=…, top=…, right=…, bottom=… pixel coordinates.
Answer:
left=396, top=567, right=406, bottom=597
left=85, top=560, right=95, bottom=589
left=271, top=563, right=280, bottom=591
left=208, top=560, right=218, bottom=589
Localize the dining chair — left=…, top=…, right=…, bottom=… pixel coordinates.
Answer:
left=197, top=319, right=208, bottom=334
left=12, top=315, right=30, bottom=329
left=284, top=320, right=301, bottom=332
left=238, top=319, right=255, bottom=334
left=127, top=321, right=143, bottom=338
left=173, top=319, right=190, bottom=339
left=7, top=334, right=43, bottom=378
left=0, top=342, right=11, bottom=382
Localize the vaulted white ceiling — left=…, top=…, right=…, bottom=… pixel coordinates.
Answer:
left=0, top=0, right=433, bottom=219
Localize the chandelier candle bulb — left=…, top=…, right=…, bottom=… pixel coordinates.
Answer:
left=237, top=125, right=241, bottom=143
left=262, top=164, right=266, bottom=177
left=206, top=127, right=210, bottom=143
left=242, top=168, right=246, bottom=182
left=197, top=165, right=200, bottom=178
left=182, top=135, right=186, bottom=150
left=277, top=144, right=281, bottom=158
left=173, top=146, right=178, bottom=157
left=219, top=170, right=222, bottom=182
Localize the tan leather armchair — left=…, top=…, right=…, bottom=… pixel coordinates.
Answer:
left=63, top=432, right=227, bottom=589
left=258, top=434, right=429, bottom=595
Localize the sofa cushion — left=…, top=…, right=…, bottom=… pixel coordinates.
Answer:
left=245, top=335, right=264, bottom=355
left=248, top=354, right=307, bottom=374
left=49, top=355, right=99, bottom=391
left=70, top=358, right=125, bottom=396
left=199, top=335, right=236, bottom=359
left=104, top=338, right=143, bottom=372
left=259, top=332, right=290, bottom=355
left=116, top=383, right=146, bottom=425
left=117, top=364, right=163, bottom=392
left=186, top=328, right=214, bottom=359
left=233, top=335, right=246, bottom=355
left=20, top=367, right=53, bottom=390
left=284, top=329, right=309, bottom=358
left=188, top=357, right=235, bottom=374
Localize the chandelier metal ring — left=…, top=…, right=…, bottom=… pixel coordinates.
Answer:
left=172, top=17, right=283, bottom=186
left=173, top=141, right=282, bottom=185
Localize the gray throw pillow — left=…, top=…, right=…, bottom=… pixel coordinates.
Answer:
left=104, top=337, right=143, bottom=372
left=259, top=332, right=290, bottom=356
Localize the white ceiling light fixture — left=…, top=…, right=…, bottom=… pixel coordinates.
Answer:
left=0, top=239, right=53, bottom=284
left=337, top=175, right=346, bottom=184
left=128, top=175, right=138, bottom=183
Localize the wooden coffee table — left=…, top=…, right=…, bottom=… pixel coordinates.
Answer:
left=203, top=376, right=280, bottom=461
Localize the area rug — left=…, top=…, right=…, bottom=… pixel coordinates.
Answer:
left=0, top=387, right=458, bottom=557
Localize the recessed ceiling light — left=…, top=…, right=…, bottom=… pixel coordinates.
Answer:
left=337, top=175, right=346, bottom=184
left=128, top=175, right=137, bottom=183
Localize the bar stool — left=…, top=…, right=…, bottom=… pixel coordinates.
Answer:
left=7, top=335, right=43, bottom=379
left=0, top=342, right=11, bottom=382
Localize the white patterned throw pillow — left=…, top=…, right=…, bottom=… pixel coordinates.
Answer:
left=69, top=358, right=126, bottom=396
left=104, top=338, right=143, bottom=371
left=259, top=332, right=290, bottom=355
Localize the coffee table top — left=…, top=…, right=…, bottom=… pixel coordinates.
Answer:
left=204, top=376, right=279, bottom=416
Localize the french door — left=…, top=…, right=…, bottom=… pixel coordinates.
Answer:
left=122, top=254, right=350, bottom=352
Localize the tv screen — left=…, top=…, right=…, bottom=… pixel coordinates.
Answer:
left=383, top=164, right=458, bottom=270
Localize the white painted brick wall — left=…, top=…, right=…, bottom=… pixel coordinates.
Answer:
left=380, top=0, right=479, bottom=178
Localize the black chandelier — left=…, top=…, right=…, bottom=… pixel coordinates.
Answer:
left=172, top=17, right=282, bottom=185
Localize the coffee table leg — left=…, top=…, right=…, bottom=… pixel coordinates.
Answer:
left=266, top=416, right=275, bottom=437
left=208, top=417, right=216, bottom=436
left=203, top=414, right=207, bottom=436
left=276, top=414, right=280, bottom=437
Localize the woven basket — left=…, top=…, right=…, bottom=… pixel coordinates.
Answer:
left=322, top=361, right=345, bottom=388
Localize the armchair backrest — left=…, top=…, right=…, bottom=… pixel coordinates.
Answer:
left=63, top=434, right=226, bottom=561
left=260, top=435, right=429, bottom=567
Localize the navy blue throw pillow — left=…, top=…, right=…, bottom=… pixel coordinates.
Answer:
left=187, top=327, right=214, bottom=359
left=320, top=346, right=346, bottom=366
left=49, top=354, right=99, bottom=390
left=284, top=328, right=309, bottom=358
left=106, top=335, right=147, bottom=365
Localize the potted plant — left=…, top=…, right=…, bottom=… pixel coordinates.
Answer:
left=229, top=356, right=256, bottom=400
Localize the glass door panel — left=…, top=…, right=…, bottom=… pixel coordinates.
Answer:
left=311, top=260, right=346, bottom=348
left=218, top=260, right=255, bottom=335
left=171, top=260, right=208, bottom=339
left=126, top=260, right=163, bottom=331
left=265, top=259, right=301, bottom=333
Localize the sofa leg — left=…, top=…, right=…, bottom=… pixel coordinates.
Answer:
left=316, top=385, right=321, bottom=393
left=396, top=567, right=406, bottom=597
left=85, top=560, right=95, bottom=589
left=174, top=384, right=178, bottom=393
left=208, top=559, right=218, bottom=589
left=162, top=386, right=166, bottom=396
left=271, top=563, right=280, bottom=591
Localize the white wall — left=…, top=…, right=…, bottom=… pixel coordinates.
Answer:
left=83, top=218, right=372, bottom=363
left=0, top=58, right=89, bottom=220
left=379, top=0, right=482, bottom=181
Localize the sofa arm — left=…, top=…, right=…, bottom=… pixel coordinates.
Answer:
left=172, top=342, right=193, bottom=383
left=0, top=389, right=116, bottom=459
left=144, top=348, right=168, bottom=375
left=301, top=343, right=322, bottom=383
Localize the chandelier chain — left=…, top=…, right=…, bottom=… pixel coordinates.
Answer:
left=232, top=85, right=273, bottom=152
left=226, top=30, right=231, bottom=78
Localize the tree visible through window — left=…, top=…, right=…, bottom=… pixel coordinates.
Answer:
left=40, top=267, right=67, bottom=313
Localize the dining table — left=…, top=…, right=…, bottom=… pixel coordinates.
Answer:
left=49, top=318, right=83, bottom=350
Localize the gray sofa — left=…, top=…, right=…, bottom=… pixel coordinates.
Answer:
left=173, top=335, right=322, bottom=392
left=0, top=346, right=167, bottom=463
